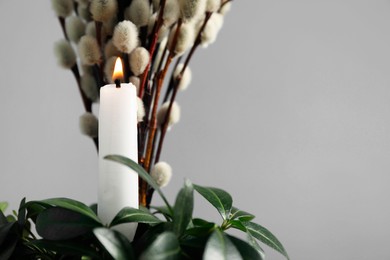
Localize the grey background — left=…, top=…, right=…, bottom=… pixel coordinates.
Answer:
left=1, top=1, right=390, bottom=259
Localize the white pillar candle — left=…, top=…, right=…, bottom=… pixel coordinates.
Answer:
left=98, top=58, right=138, bottom=240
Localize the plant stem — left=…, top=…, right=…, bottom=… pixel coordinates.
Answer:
left=71, top=65, right=99, bottom=151
left=58, top=17, right=68, bottom=41
left=140, top=19, right=183, bottom=206
left=138, top=0, right=167, bottom=98
left=154, top=13, right=213, bottom=164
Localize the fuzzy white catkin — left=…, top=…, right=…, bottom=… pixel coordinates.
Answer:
left=206, top=0, right=221, bottom=12
left=66, top=16, right=86, bottom=43
left=54, top=39, right=76, bottom=69
left=151, top=162, right=172, bottom=188
left=163, top=0, right=180, bottom=27
left=78, top=5, right=92, bottom=21
left=129, top=47, right=150, bottom=76
left=78, top=35, right=101, bottom=65
left=200, top=13, right=223, bottom=47
left=178, top=0, right=206, bottom=21
left=169, top=22, right=195, bottom=56
left=86, top=22, right=97, bottom=37
left=79, top=112, right=98, bottom=138
left=75, top=0, right=90, bottom=7
left=104, top=56, right=117, bottom=83
left=104, top=39, right=121, bottom=58
left=152, top=36, right=167, bottom=73
left=137, top=97, right=146, bottom=122
left=129, top=76, right=140, bottom=94
left=219, top=1, right=231, bottom=15
left=174, top=64, right=192, bottom=91
left=81, top=74, right=99, bottom=102
left=51, top=0, right=74, bottom=18
left=125, top=0, right=150, bottom=27
left=90, top=0, right=118, bottom=22
left=152, top=0, right=160, bottom=12
left=147, top=13, right=169, bottom=42
left=113, top=21, right=139, bottom=54
left=157, top=101, right=180, bottom=127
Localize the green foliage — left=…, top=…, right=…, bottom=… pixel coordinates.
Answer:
left=0, top=156, right=288, bottom=259
left=0, top=202, right=8, bottom=213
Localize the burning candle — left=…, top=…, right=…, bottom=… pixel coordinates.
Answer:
left=98, top=57, right=138, bottom=240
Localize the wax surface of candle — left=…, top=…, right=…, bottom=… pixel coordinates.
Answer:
left=98, top=83, right=138, bottom=240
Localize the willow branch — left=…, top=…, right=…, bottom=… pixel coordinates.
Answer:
left=138, top=0, right=167, bottom=98
left=154, top=13, right=213, bottom=164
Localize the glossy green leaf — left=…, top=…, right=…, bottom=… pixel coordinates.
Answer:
left=203, top=228, right=242, bottom=260
left=230, top=207, right=255, bottom=222
left=151, top=206, right=173, bottom=220
left=0, top=222, right=16, bottom=246
left=246, top=231, right=265, bottom=259
left=140, top=231, right=180, bottom=260
left=185, top=218, right=216, bottom=237
left=0, top=237, right=17, bottom=260
left=0, top=202, right=8, bottom=213
left=105, top=155, right=173, bottom=214
left=94, top=227, right=134, bottom=260
left=36, top=207, right=101, bottom=240
left=173, top=179, right=194, bottom=236
left=26, top=198, right=100, bottom=224
left=0, top=210, right=7, bottom=225
left=29, top=240, right=100, bottom=258
left=194, top=185, right=232, bottom=220
left=230, top=220, right=247, bottom=232
left=110, top=207, right=162, bottom=227
left=90, top=203, right=98, bottom=215
left=18, top=198, right=26, bottom=227
left=245, top=222, right=289, bottom=260
left=134, top=222, right=173, bottom=254
left=228, top=235, right=263, bottom=260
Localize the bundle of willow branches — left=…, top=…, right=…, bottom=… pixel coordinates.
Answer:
left=51, top=0, right=232, bottom=207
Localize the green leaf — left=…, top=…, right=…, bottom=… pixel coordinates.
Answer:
left=28, top=240, right=101, bottom=258
left=0, top=237, right=17, bottom=260
left=246, top=232, right=265, bottom=259
left=230, top=207, right=255, bottom=222
left=90, top=203, right=98, bottom=215
left=110, top=207, right=162, bottom=227
left=245, top=222, right=289, bottom=260
left=105, top=155, right=173, bottom=214
left=0, top=210, right=7, bottom=225
left=173, top=179, right=194, bottom=236
left=94, top=227, right=135, bottom=260
left=18, top=198, right=26, bottom=227
left=194, top=185, right=232, bottom=220
left=203, top=228, right=242, bottom=260
left=150, top=206, right=173, bottom=220
left=185, top=218, right=216, bottom=237
left=25, top=198, right=100, bottom=224
left=230, top=220, right=247, bottom=232
left=36, top=207, right=102, bottom=240
left=0, top=222, right=16, bottom=246
left=0, top=202, right=8, bottom=213
left=228, top=235, right=263, bottom=260
left=140, top=231, right=180, bottom=260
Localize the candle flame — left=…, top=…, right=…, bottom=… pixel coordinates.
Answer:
left=112, top=57, right=124, bottom=82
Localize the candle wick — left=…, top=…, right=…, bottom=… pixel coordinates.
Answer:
left=115, top=79, right=121, bottom=88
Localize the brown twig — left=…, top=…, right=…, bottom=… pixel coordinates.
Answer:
left=138, top=0, right=167, bottom=98
left=58, top=17, right=68, bottom=41
left=71, top=65, right=99, bottom=151
left=154, top=13, right=213, bottom=165
left=162, top=57, right=182, bottom=103
left=140, top=19, right=183, bottom=206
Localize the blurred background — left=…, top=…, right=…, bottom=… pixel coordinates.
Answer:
left=1, top=1, right=390, bottom=259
